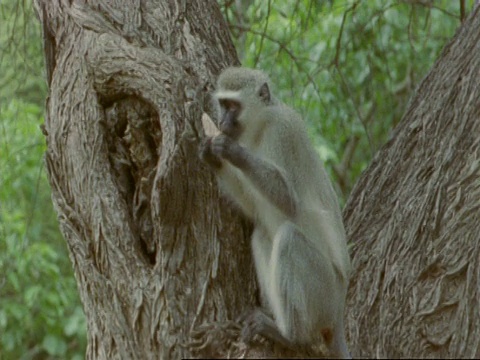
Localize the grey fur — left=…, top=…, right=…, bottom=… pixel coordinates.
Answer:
left=201, top=67, right=351, bottom=358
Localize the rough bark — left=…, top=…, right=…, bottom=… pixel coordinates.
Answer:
left=32, top=0, right=273, bottom=358
left=344, top=7, right=480, bottom=359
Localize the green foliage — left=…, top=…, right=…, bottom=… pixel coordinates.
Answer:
left=0, top=0, right=86, bottom=358
left=0, top=0, right=47, bottom=106
left=0, top=100, right=86, bottom=359
left=222, top=0, right=472, bottom=201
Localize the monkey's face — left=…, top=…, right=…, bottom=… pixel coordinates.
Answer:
left=218, top=98, right=243, bottom=139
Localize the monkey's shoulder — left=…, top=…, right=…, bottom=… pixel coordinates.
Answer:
left=257, top=103, right=307, bottom=138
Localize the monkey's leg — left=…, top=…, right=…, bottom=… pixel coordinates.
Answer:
left=241, top=225, right=305, bottom=351
left=241, top=227, right=298, bottom=350
left=249, top=227, right=271, bottom=304
left=269, top=222, right=350, bottom=359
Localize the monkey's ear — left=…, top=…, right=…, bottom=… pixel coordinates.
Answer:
left=258, top=83, right=271, bottom=104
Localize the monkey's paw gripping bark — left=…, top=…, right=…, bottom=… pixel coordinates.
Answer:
left=240, top=308, right=274, bottom=345
left=199, top=137, right=222, bottom=169
left=240, top=309, right=313, bottom=356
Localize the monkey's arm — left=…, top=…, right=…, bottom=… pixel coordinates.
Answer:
left=210, top=135, right=298, bottom=218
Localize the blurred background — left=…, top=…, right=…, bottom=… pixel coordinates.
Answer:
left=0, top=0, right=474, bottom=358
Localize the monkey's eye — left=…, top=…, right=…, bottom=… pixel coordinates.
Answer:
left=220, top=99, right=241, bottom=112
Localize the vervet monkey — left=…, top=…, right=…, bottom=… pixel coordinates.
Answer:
left=199, top=67, right=351, bottom=359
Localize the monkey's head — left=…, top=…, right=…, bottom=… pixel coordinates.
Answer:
left=214, top=67, right=274, bottom=140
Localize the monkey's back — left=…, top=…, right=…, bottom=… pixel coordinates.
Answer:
left=260, top=103, right=351, bottom=282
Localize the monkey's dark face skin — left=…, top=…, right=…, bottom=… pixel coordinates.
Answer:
left=219, top=99, right=243, bottom=139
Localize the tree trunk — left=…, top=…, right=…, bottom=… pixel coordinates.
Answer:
left=344, top=7, right=480, bottom=359
left=32, top=1, right=274, bottom=358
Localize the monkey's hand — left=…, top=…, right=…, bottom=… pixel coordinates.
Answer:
left=200, top=134, right=242, bottom=169
left=210, top=134, right=245, bottom=167
left=199, top=137, right=222, bottom=169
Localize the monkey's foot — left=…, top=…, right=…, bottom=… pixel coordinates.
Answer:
left=240, top=308, right=264, bottom=344
left=240, top=309, right=319, bottom=357
left=241, top=308, right=296, bottom=350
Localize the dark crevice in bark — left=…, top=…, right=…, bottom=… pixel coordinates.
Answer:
left=103, top=97, right=160, bottom=264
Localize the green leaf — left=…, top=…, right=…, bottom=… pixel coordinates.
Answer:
left=24, top=285, right=42, bottom=307
left=42, top=334, right=67, bottom=356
